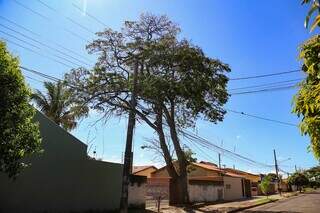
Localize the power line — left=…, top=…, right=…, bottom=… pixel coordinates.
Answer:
left=0, top=15, right=40, bottom=37
left=2, top=37, right=73, bottom=69
left=230, top=84, right=297, bottom=95
left=36, top=0, right=95, bottom=35
left=71, top=3, right=108, bottom=27
left=12, top=0, right=50, bottom=21
left=20, top=66, right=61, bottom=82
left=229, top=69, right=301, bottom=81
left=229, top=78, right=303, bottom=91
left=181, top=129, right=274, bottom=169
left=25, top=75, right=46, bottom=84
left=11, top=0, right=88, bottom=42
left=0, top=23, right=89, bottom=67
left=225, top=109, right=298, bottom=127
left=184, top=137, right=219, bottom=164
left=0, top=16, right=93, bottom=64
left=0, top=30, right=41, bottom=50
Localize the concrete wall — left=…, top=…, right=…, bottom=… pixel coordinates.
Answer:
left=224, top=176, right=244, bottom=201
left=0, top=111, right=141, bottom=213
left=128, top=182, right=146, bottom=208
left=188, top=183, right=224, bottom=203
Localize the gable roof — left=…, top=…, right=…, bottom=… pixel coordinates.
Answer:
left=224, top=168, right=260, bottom=177
left=192, top=162, right=222, bottom=172
left=133, top=165, right=157, bottom=174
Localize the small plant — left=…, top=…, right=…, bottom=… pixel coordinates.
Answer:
left=260, top=176, right=272, bottom=198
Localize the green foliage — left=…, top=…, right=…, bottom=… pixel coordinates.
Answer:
left=65, top=13, right=229, bottom=128
left=183, top=146, right=197, bottom=164
left=0, top=41, right=41, bottom=178
left=302, top=0, right=320, bottom=31
left=288, top=172, right=309, bottom=190
left=293, top=35, right=320, bottom=159
left=260, top=176, right=272, bottom=197
left=265, top=173, right=278, bottom=182
left=31, top=81, right=88, bottom=131
left=305, top=166, right=320, bottom=187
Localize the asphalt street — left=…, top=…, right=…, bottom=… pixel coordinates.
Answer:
left=244, top=190, right=320, bottom=213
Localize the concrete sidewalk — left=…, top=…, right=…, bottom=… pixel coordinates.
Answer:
left=146, top=192, right=299, bottom=213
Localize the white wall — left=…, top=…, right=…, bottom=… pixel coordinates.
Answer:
left=224, top=176, right=244, bottom=201
left=188, top=184, right=224, bottom=203
left=128, top=182, right=146, bottom=208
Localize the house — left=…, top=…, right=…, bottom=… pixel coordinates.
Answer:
left=224, top=168, right=261, bottom=196
left=133, top=165, right=157, bottom=178
left=148, top=161, right=250, bottom=204
left=0, top=111, right=146, bottom=213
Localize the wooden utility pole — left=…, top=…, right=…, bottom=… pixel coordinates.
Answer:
left=273, top=149, right=281, bottom=195
left=120, top=61, right=138, bottom=213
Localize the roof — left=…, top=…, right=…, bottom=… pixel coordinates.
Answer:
left=150, top=161, right=250, bottom=179
left=188, top=176, right=223, bottom=181
left=224, top=172, right=245, bottom=178
left=132, top=165, right=157, bottom=174
left=224, top=168, right=260, bottom=177
left=192, top=162, right=222, bottom=172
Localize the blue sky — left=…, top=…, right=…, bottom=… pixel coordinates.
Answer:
left=1, top=0, right=319, bottom=175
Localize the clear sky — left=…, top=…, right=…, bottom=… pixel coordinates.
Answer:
left=1, top=0, right=319, bottom=175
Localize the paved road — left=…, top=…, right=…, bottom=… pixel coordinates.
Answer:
left=244, top=191, right=320, bottom=213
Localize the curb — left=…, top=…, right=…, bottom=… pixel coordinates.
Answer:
left=228, top=192, right=304, bottom=213
left=227, top=199, right=278, bottom=213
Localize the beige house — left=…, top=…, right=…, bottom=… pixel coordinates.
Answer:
left=224, top=168, right=261, bottom=196
left=149, top=161, right=249, bottom=203
left=133, top=165, right=157, bottom=178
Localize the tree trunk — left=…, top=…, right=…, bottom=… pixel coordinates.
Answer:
left=119, top=61, right=138, bottom=213
left=165, top=103, right=190, bottom=204
left=154, top=105, right=179, bottom=180
left=154, top=105, right=191, bottom=205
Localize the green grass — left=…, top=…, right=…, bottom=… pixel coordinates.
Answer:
left=303, top=187, right=316, bottom=193
left=254, top=198, right=277, bottom=205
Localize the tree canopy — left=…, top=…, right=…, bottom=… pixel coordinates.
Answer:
left=303, top=0, right=320, bottom=32
left=32, top=81, right=88, bottom=131
left=293, top=35, right=320, bottom=159
left=0, top=41, right=41, bottom=178
left=288, top=172, right=309, bottom=192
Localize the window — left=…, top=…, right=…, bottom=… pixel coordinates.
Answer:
left=226, top=184, right=231, bottom=189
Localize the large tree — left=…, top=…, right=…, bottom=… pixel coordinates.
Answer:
left=65, top=13, right=230, bottom=205
left=32, top=81, right=88, bottom=131
left=293, top=1, right=320, bottom=159
left=0, top=41, right=41, bottom=178
left=137, top=36, right=230, bottom=203
left=288, top=172, right=309, bottom=192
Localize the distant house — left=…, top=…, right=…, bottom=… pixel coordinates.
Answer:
left=0, top=111, right=146, bottom=213
left=224, top=168, right=261, bottom=196
left=133, top=165, right=157, bottom=178
left=148, top=161, right=251, bottom=204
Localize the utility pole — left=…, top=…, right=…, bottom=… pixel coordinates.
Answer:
left=273, top=149, right=281, bottom=195
left=295, top=165, right=297, bottom=172
left=218, top=153, right=221, bottom=170
left=120, top=61, right=138, bottom=213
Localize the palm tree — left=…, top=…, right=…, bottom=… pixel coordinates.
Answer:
left=31, top=81, right=87, bottom=131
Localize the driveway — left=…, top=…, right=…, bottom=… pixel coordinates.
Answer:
left=243, top=190, right=320, bottom=213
